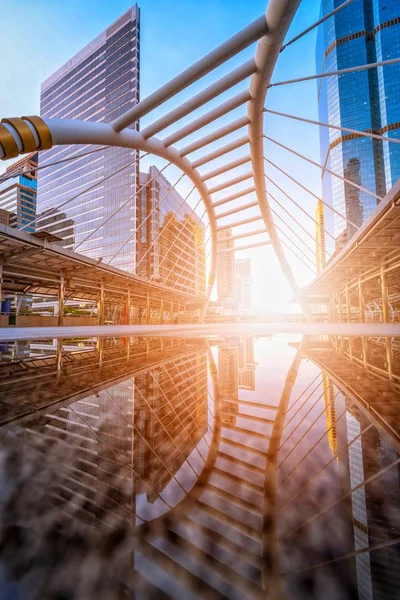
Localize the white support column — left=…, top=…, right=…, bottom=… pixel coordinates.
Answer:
left=58, top=272, right=65, bottom=327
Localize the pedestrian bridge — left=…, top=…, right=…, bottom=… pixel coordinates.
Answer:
left=0, top=0, right=399, bottom=323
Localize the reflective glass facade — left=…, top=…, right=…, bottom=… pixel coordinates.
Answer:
left=0, top=153, right=38, bottom=232
left=317, top=0, right=400, bottom=245
left=37, top=5, right=140, bottom=271
left=137, top=167, right=206, bottom=295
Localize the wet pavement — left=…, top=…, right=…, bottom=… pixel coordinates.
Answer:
left=0, top=332, right=399, bottom=599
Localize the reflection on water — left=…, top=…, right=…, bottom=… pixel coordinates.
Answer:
left=0, top=333, right=399, bottom=598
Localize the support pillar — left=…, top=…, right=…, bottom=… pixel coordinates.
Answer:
left=98, top=281, right=105, bottom=326
left=380, top=267, right=390, bottom=324
left=97, top=337, right=104, bottom=369
left=358, top=279, right=365, bottom=324
left=177, top=302, right=181, bottom=324
left=160, top=295, right=164, bottom=324
left=146, top=292, right=150, bottom=325
left=357, top=279, right=367, bottom=366
left=56, top=338, right=62, bottom=375
left=126, top=289, right=131, bottom=326
left=380, top=267, right=393, bottom=378
left=345, top=286, right=351, bottom=323
left=328, top=296, right=334, bottom=323
left=58, top=272, right=65, bottom=327
left=170, top=299, right=173, bottom=324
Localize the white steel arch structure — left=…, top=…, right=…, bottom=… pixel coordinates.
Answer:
left=0, top=0, right=307, bottom=321
left=1, top=0, right=399, bottom=321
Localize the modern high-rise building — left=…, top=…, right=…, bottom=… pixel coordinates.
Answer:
left=316, top=0, right=400, bottom=246
left=137, top=166, right=206, bottom=294
left=0, top=152, right=38, bottom=232
left=235, top=257, right=252, bottom=313
left=36, top=5, right=140, bottom=271
left=217, top=229, right=236, bottom=302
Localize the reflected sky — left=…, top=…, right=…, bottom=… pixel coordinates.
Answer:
left=0, top=333, right=398, bottom=599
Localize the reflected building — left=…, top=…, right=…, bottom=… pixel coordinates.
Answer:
left=36, top=5, right=140, bottom=271
left=335, top=393, right=400, bottom=599
left=137, top=166, right=206, bottom=294
left=218, top=336, right=256, bottom=424
left=21, top=348, right=208, bottom=523
left=0, top=152, right=38, bottom=232
left=316, top=0, right=400, bottom=245
left=25, top=379, right=135, bottom=527
left=133, top=352, right=208, bottom=502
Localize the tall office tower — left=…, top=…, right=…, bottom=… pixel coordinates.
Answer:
left=315, top=199, right=326, bottom=273
left=137, top=166, right=206, bottom=293
left=235, top=257, right=252, bottom=313
left=36, top=5, right=140, bottom=271
left=217, top=229, right=236, bottom=302
left=316, top=0, right=400, bottom=247
left=0, top=152, right=38, bottom=232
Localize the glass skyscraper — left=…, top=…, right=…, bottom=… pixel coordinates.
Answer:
left=316, top=0, right=400, bottom=246
left=36, top=5, right=140, bottom=271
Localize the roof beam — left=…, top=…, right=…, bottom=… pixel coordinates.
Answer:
left=227, top=228, right=267, bottom=242
left=163, top=91, right=250, bottom=147
left=140, top=60, right=256, bottom=140
left=202, top=155, right=250, bottom=181
left=180, top=117, right=249, bottom=156
left=216, top=200, right=259, bottom=219
left=111, top=16, right=267, bottom=131
left=213, top=186, right=255, bottom=207
left=192, top=136, right=249, bottom=168
left=217, top=240, right=271, bottom=254
left=208, top=171, right=253, bottom=194
left=217, top=215, right=263, bottom=231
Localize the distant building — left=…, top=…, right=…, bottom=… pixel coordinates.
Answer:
left=316, top=0, right=400, bottom=245
left=0, top=152, right=38, bottom=232
left=0, top=209, right=10, bottom=226
left=36, top=5, right=140, bottom=271
left=217, top=229, right=236, bottom=302
left=235, top=257, right=252, bottom=313
left=137, top=166, right=206, bottom=294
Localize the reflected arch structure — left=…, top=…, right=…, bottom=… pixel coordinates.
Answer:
left=0, top=0, right=309, bottom=321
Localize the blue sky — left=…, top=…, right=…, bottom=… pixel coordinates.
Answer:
left=1, top=0, right=324, bottom=311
